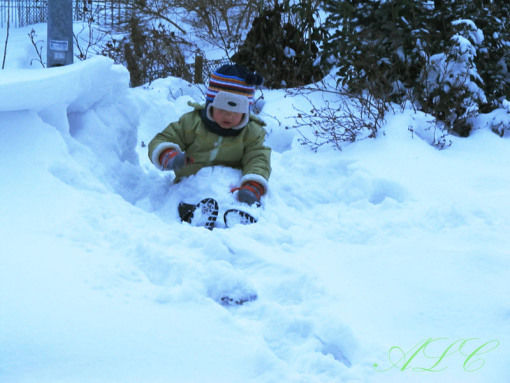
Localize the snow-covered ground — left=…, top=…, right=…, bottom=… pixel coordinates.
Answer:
left=1, top=24, right=510, bottom=383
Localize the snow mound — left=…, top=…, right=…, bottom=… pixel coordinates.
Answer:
left=1, top=57, right=362, bottom=382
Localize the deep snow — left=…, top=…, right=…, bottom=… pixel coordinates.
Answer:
left=1, top=24, right=510, bottom=383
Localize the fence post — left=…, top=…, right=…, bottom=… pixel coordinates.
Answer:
left=194, top=55, right=204, bottom=84
left=47, top=0, right=73, bottom=67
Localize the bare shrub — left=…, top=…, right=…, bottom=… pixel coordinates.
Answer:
left=287, top=87, right=388, bottom=151
left=73, top=8, right=110, bottom=61
left=28, top=29, right=45, bottom=67
left=175, top=0, right=266, bottom=57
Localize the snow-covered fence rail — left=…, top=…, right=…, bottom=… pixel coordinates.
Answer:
left=0, top=0, right=125, bottom=28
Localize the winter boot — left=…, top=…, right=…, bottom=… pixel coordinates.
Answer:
left=178, top=198, right=219, bottom=230
left=223, top=209, right=257, bottom=228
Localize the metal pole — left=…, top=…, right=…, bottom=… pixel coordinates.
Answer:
left=47, top=0, right=73, bottom=67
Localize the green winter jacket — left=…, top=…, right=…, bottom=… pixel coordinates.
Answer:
left=148, top=102, right=271, bottom=190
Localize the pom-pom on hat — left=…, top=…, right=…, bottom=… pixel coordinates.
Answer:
left=206, top=64, right=263, bottom=129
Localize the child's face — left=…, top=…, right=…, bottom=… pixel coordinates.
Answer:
left=212, top=107, right=244, bottom=129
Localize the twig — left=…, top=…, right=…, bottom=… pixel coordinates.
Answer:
left=2, top=0, right=10, bottom=69
left=28, top=29, right=45, bottom=67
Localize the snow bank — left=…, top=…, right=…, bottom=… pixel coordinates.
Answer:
left=0, top=56, right=128, bottom=112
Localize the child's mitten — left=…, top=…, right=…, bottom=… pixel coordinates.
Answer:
left=159, top=149, right=192, bottom=171
left=235, top=181, right=265, bottom=205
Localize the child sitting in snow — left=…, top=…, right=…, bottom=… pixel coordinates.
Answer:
left=148, top=64, right=271, bottom=229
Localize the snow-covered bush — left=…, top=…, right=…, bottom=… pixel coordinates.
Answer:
left=321, top=0, right=510, bottom=138
left=322, top=0, right=427, bottom=100
left=416, top=20, right=487, bottom=136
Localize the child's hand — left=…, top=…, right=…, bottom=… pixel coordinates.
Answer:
left=160, top=149, right=193, bottom=171
left=235, top=181, right=265, bottom=205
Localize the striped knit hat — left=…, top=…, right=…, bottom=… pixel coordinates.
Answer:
left=206, top=64, right=263, bottom=128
